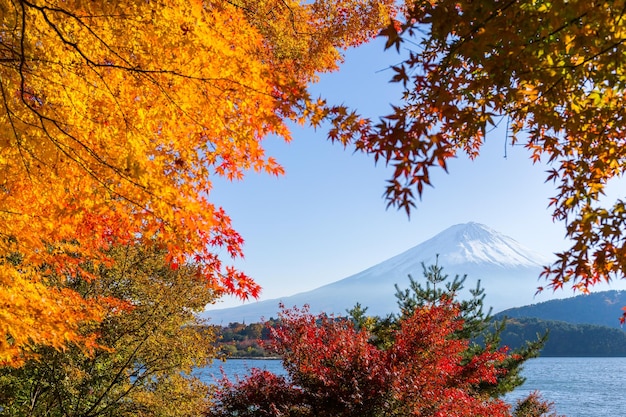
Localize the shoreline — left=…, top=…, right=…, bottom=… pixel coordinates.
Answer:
left=224, top=356, right=282, bottom=360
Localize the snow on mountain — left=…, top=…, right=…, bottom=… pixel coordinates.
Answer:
left=345, top=222, right=550, bottom=283
left=418, top=222, right=551, bottom=267
left=201, top=223, right=571, bottom=325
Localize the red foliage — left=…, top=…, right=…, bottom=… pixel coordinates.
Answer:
left=265, top=305, right=389, bottom=416
left=211, top=369, right=305, bottom=417
left=512, top=391, right=564, bottom=417
left=208, top=301, right=514, bottom=417
left=388, top=305, right=510, bottom=416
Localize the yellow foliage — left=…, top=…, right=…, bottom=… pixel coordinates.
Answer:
left=0, top=0, right=394, bottom=366
left=0, top=245, right=219, bottom=416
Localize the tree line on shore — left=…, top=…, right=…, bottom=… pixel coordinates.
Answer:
left=212, top=305, right=626, bottom=358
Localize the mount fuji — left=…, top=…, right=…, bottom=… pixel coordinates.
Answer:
left=202, top=223, right=576, bottom=325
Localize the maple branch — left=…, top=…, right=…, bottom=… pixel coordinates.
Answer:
left=446, top=0, right=519, bottom=58
left=84, top=338, right=148, bottom=416
left=9, top=4, right=162, bottom=217
left=20, top=0, right=274, bottom=98
left=0, top=76, right=26, bottom=172
left=225, top=0, right=303, bottom=38
left=571, top=38, right=626, bottom=70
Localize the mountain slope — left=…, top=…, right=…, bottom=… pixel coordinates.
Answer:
left=499, top=317, right=626, bottom=356
left=496, top=290, right=626, bottom=329
left=202, top=223, right=578, bottom=324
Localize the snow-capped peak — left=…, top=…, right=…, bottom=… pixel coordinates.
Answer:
left=368, top=222, right=549, bottom=274
left=410, top=222, right=550, bottom=268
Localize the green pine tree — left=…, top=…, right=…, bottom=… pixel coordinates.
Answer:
left=348, top=256, right=547, bottom=398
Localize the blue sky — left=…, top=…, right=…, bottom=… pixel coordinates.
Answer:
left=207, top=38, right=626, bottom=310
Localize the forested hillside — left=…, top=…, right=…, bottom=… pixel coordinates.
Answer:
left=212, top=321, right=275, bottom=358
left=212, top=315, right=626, bottom=358
left=499, top=318, right=626, bottom=357
left=497, top=290, right=626, bottom=328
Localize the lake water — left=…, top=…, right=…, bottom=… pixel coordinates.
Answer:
left=503, top=357, right=626, bottom=417
left=197, top=357, right=626, bottom=417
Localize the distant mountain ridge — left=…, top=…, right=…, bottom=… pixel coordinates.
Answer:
left=203, top=222, right=572, bottom=325
left=492, top=290, right=626, bottom=356
left=497, top=290, right=626, bottom=329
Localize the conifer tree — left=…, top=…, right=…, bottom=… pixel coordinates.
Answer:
left=354, top=259, right=548, bottom=397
